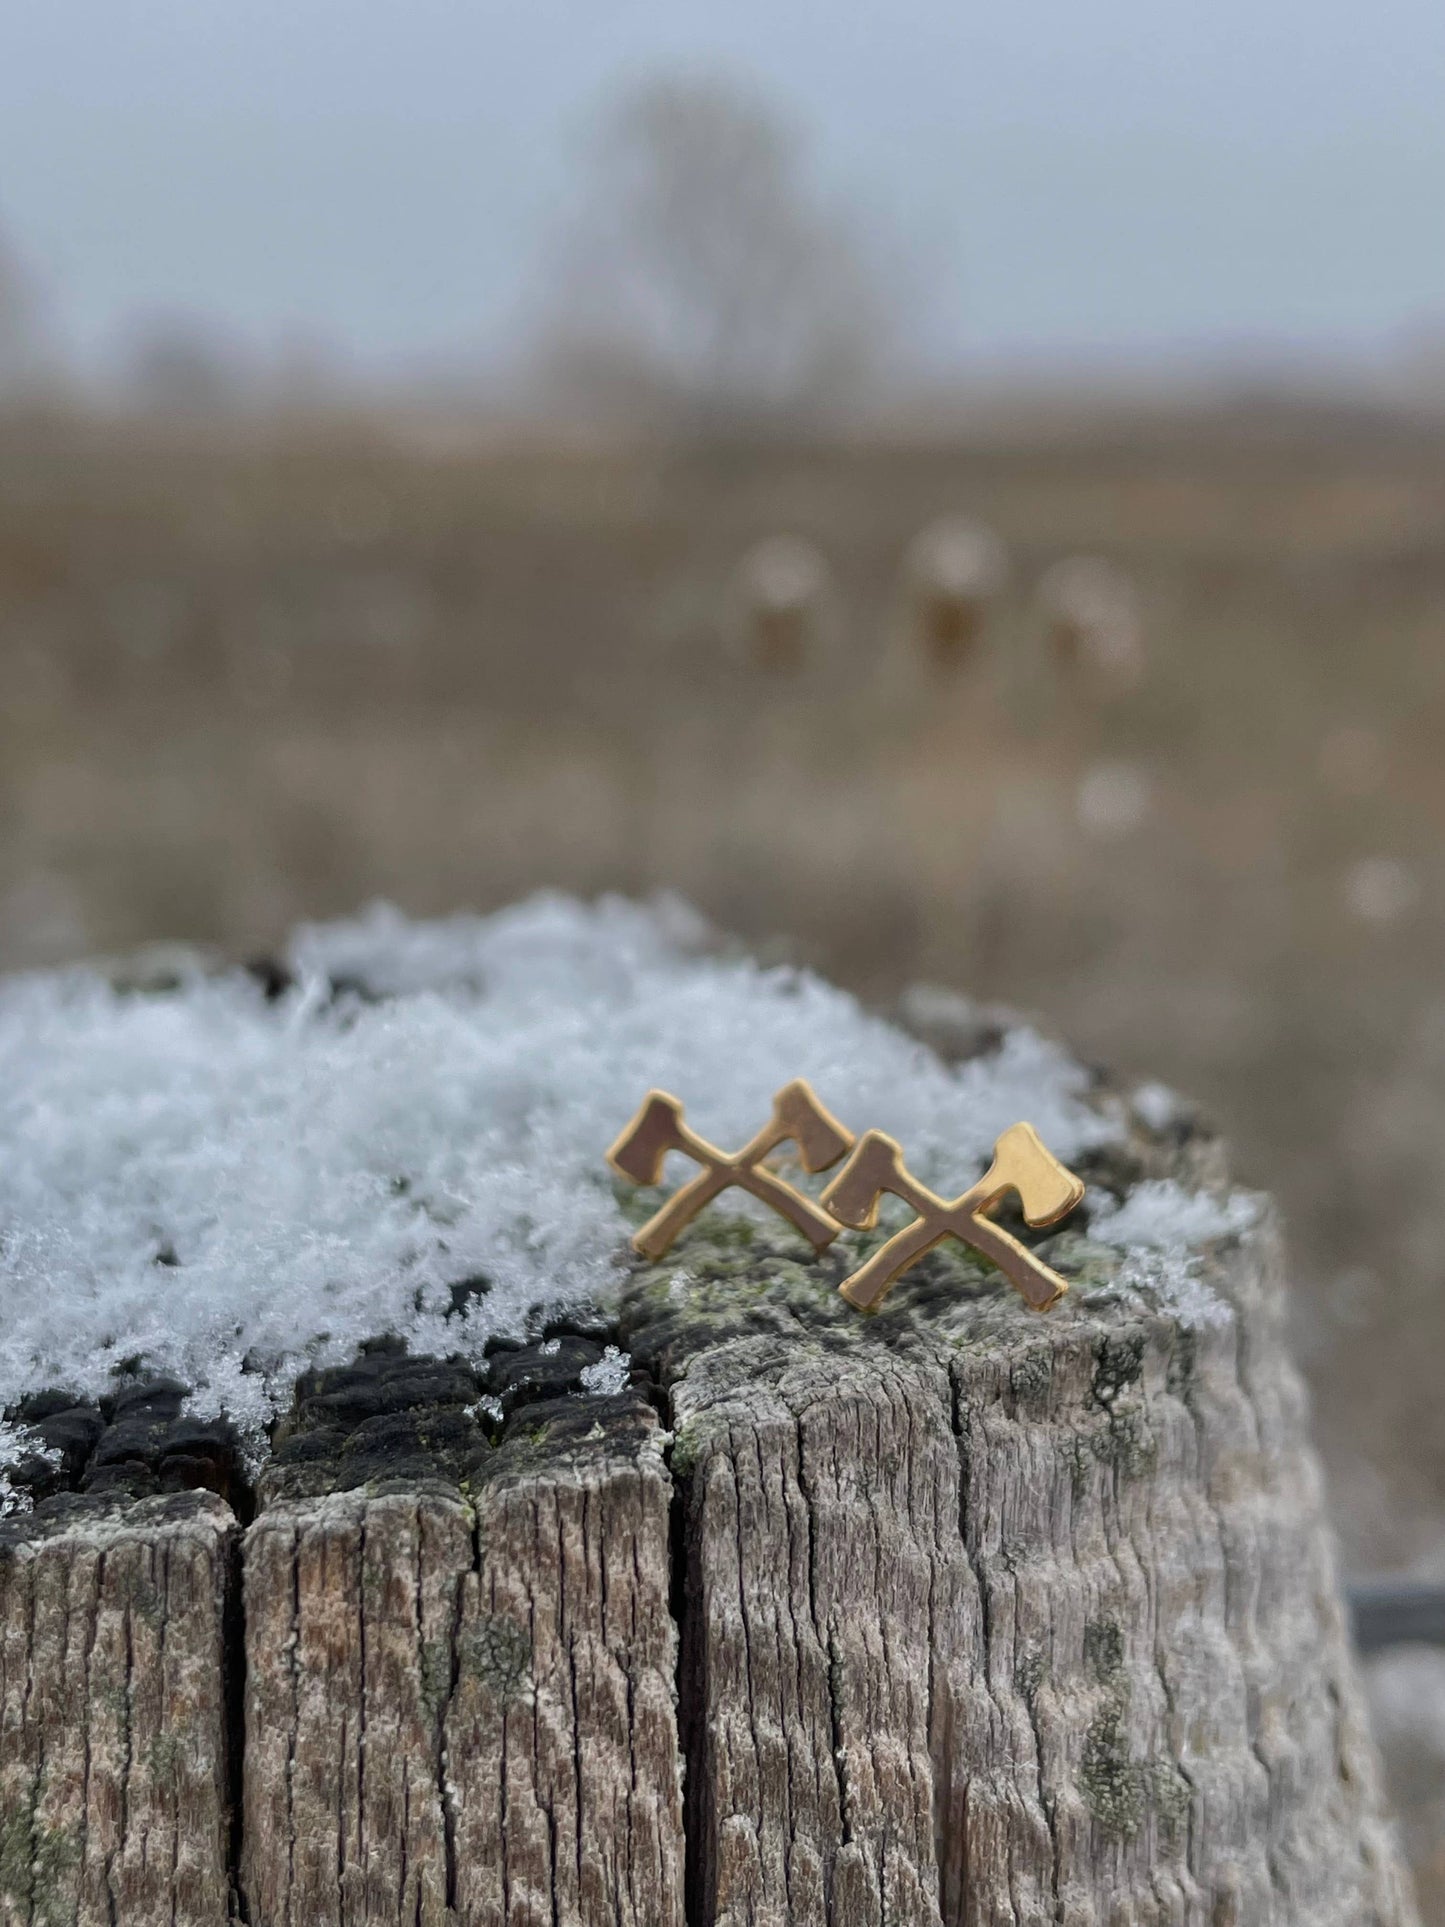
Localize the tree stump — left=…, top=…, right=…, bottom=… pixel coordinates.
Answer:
left=0, top=1491, right=236, bottom=1927
left=0, top=994, right=1417, bottom=1926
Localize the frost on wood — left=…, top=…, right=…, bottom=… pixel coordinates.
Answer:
left=1087, top=1177, right=1261, bottom=1256
left=0, top=902, right=1419, bottom=1924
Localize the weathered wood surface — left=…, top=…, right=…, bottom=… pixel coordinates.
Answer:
left=0, top=1011, right=1420, bottom=1925
left=0, top=1491, right=235, bottom=1927
left=242, top=1390, right=683, bottom=1927
left=648, top=1228, right=1409, bottom=1927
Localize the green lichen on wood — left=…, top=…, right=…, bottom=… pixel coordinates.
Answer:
left=1091, top=1332, right=1146, bottom=1409
left=1014, top=1649, right=1047, bottom=1706
left=1090, top=1404, right=1158, bottom=1480
left=668, top=1420, right=703, bottom=1480
left=611, top=1178, right=666, bottom=1229
left=685, top=1214, right=764, bottom=1257
left=1037, top=1232, right=1121, bottom=1296
left=1077, top=1619, right=1191, bottom=1844
left=1009, top=1347, right=1053, bottom=1408
left=458, top=1612, right=532, bottom=1706
left=1080, top=1698, right=1194, bottom=1844
left=620, top=1212, right=1099, bottom=1391
left=146, top=1729, right=185, bottom=1790
left=1084, top=1616, right=1125, bottom=1683
left=619, top=1235, right=854, bottom=1382
left=0, top=1806, right=80, bottom=1927
left=419, top=1633, right=454, bottom=1719
left=1150, top=1759, right=1193, bottom=1844
left=1080, top=1696, right=1148, bottom=1839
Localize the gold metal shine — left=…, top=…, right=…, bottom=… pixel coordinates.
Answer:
left=607, top=1079, right=854, bottom=1263
left=824, top=1121, right=1084, bottom=1315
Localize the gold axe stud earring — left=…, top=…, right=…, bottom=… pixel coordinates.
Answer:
left=607, top=1080, right=854, bottom=1262
left=823, top=1122, right=1085, bottom=1315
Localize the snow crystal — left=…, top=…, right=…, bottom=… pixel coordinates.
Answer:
left=0, top=1421, right=56, bottom=1518
left=1088, top=1180, right=1260, bottom=1255
left=1085, top=1180, right=1261, bottom=1329
left=288, top=895, right=714, bottom=1000
left=1131, top=1080, right=1183, bottom=1134
left=580, top=1346, right=631, bottom=1396
left=0, top=891, right=1123, bottom=1473
left=1109, top=1250, right=1235, bottom=1330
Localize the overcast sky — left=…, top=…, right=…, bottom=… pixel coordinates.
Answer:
left=2, top=0, right=1442, bottom=377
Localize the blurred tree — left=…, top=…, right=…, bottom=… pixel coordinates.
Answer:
left=1395, top=319, right=1445, bottom=410
left=534, top=77, right=895, bottom=434
left=0, top=215, right=41, bottom=394
left=267, top=327, right=349, bottom=417
left=121, top=315, right=247, bottom=416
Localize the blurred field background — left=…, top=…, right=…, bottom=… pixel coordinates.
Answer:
left=4, top=0, right=1445, bottom=1898
left=7, top=397, right=1445, bottom=1570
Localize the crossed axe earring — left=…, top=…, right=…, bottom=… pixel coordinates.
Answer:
left=607, top=1083, right=1084, bottom=1313
left=607, top=1079, right=853, bottom=1263
left=822, top=1122, right=1084, bottom=1313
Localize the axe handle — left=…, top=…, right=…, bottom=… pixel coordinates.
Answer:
left=960, top=1212, right=1069, bottom=1313
left=738, top=1164, right=843, bottom=1252
left=631, top=1164, right=732, bottom=1262
left=838, top=1207, right=1070, bottom=1314
left=633, top=1158, right=842, bottom=1262
left=837, top=1216, right=944, bottom=1313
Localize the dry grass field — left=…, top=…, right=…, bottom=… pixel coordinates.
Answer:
left=4, top=399, right=1445, bottom=1576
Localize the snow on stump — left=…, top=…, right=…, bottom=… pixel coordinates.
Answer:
left=0, top=899, right=1418, bottom=1926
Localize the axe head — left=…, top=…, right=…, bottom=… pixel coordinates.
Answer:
left=821, top=1129, right=911, bottom=1230
left=769, top=1079, right=853, bottom=1174
left=607, top=1091, right=687, bottom=1187
left=983, top=1122, right=1085, bottom=1227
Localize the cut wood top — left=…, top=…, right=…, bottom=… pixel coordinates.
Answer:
left=0, top=974, right=1261, bottom=1529
left=0, top=950, right=1416, bottom=1927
